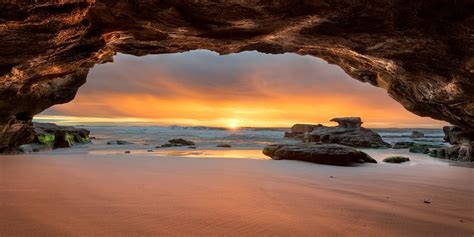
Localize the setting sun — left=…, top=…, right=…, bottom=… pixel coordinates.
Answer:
left=2, top=2, right=471, bottom=236
left=227, top=119, right=240, bottom=130
left=40, top=51, right=446, bottom=128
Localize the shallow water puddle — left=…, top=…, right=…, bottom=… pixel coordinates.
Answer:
left=89, top=148, right=270, bottom=160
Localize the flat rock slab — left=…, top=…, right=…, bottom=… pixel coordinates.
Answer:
left=263, top=143, right=377, bottom=166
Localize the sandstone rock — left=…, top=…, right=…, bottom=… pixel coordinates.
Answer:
left=427, top=126, right=474, bottom=161
left=0, top=117, right=35, bottom=153
left=443, top=126, right=474, bottom=145
left=429, top=146, right=460, bottom=160
left=263, top=143, right=377, bottom=166
left=0, top=1, right=473, bottom=152
left=383, top=156, right=410, bottom=163
left=168, top=139, right=195, bottom=146
left=33, top=123, right=90, bottom=149
left=304, top=117, right=390, bottom=148
left=285, top=124, right=322, bottom=138
left=392, top=141, right=415, bottom=149
left=160, top=139, right=195, bottom=148
left=217, top=144, right=232, bottom=148
left=330, top=117, right=362, bottom=129
left=161, top=143, right=176, bottom=148
left=411, top=131, right=425, bottom=138
left=425, top=126, right=474, bottom=161
left=408, top=144, right=432, bottom=154
left=107, top=140, right=132, bottom=145
left=15, top=123, right=90, bottom=153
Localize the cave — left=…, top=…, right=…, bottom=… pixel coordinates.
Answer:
left=2, top=2, right=474, bottom=235
left=0, top=1, right=473, bottom=152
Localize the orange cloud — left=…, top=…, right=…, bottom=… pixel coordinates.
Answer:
left=41, top=51, right=447, bottom=128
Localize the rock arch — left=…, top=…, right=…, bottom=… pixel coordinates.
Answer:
left=0, top=0, right=473, bottom=152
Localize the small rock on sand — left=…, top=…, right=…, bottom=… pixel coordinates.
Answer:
left=383, top=156, right=410, bottom=163
left=107, top=140, right=133, bottom=145
left=168, top=138, right=195, bottom=146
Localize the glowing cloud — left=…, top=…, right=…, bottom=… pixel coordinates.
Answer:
left=39, top=50, right=447, bottom=128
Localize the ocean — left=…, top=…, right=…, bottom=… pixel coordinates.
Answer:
left=51, top=126, right=448, bottom=158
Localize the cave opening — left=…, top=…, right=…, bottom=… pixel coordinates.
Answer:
left=35, top=50, right=445, bottom=129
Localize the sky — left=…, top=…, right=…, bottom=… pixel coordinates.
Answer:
left=38, top=50, right=447, bottom=128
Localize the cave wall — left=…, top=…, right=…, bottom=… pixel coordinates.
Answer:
left=0, top=0, right=473, bottom=152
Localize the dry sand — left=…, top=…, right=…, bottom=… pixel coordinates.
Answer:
left=1, top=152, right=473, bottom=236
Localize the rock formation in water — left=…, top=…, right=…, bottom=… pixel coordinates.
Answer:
left=263, top=143, right=377, bottom=166
left=429, top=126, right=474, bottom=161
left=157, top=138, right=196, bottom=148
left=17, top=123, right=90, bottom=153
left=284, top=124, right=323, bottom=139
left=0, top=1, right=473, bottom=152
left=286, top=117, right=390, bottom=148
left=411, top=131, right=425, bottom=138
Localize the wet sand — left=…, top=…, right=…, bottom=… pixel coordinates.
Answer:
left=1, top=152, right=473, bottom=236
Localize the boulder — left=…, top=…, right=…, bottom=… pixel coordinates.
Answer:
left=161, top=143, right=175, bottom=148
left=411, top=131, right=425, bottom=138
left=383, top=156, right=410, bottom=163
left=429, top=146, right=460, bottom=160
left=0, top=118, right=35, bottom=153
left=285, top=124, right=322, bottom=138
left=263, top=143, right=377, bottom=166
left=304, top=117, right=390, bottom=148
left=429, top=126, right=474, bottom=162
left=443, top=126, right=473, bottom=144
left=159, top=139, right=195, bottom=148
left=408, top=143, right=431, bottom=154
left=168, top=138, right=195, bottom=146
left=16, top=123, right=90, bottom=153
left=33, top=123, right=90, bottom=149
left=107, top=140, right=133, bottom=145
left=392, top=141, right=415, bottom=149
left=330, top=117, right=362, bottom=129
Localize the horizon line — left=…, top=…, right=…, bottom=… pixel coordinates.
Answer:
left=34, top=115, right=449, bottom=129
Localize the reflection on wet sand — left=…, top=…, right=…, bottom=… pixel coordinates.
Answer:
left=90, top=149, right=270, bottom=160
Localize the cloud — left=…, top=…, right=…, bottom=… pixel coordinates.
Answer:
left=41, top=50, right=446, bottom=128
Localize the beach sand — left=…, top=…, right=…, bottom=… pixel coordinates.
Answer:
left=1, top=151, right=473, bottom=236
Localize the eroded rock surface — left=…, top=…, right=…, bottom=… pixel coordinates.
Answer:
left=383, top=156, right=410, bottom=163
left=306, top=118, right=390, bottom=148
left=429, top=126, right=474, bottom=161
left=1, top=1, right=473, bottom=151
left=286, top=117, right=390, bottom=148
left=17, top=123, right=90, bottom=153
left=284, top=124, right=323, bottom=139
left=263, top=143, right=377, bottom=166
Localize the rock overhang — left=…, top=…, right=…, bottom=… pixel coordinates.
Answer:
left=0, top=0, right=473, bottom=152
